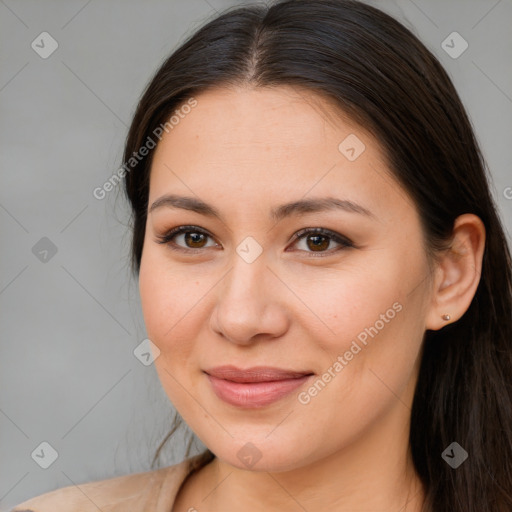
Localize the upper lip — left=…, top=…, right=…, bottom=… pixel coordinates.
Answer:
left=203, top=365, right=314, bottom=383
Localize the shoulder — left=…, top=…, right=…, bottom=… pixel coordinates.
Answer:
left=9, top=453, right=213, bottom=512
left=9, top=467, right=171, bottom=512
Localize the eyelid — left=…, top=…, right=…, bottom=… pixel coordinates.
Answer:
left=154, top=225, right=354, bottom=255
left=154, top=225, right=220, bottom=251
left=288, top=227, right=354, bottom=251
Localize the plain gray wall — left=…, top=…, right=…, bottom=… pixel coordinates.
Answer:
left=1, top=0, right=511, bottom=509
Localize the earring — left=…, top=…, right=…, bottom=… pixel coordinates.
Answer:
left=442, top=314, right=451, bottom=321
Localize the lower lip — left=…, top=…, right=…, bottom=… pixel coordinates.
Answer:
left=206, top=373, right=313, bottom=408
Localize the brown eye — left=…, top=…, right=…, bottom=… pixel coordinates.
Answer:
left=155, top=225, right=218, bottom=252
left=156, top=225, right=353, bottom=257
left=290, top=227, right=354, bottom=256
left=183, top=231, right=208, bottom=248
left=304, top=234, right=330, bottom=252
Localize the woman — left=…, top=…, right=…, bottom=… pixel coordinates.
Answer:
left=12, top=0, right=512, bottom=511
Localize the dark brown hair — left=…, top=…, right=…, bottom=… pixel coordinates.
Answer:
left=122, top=1, right=512, bottom=509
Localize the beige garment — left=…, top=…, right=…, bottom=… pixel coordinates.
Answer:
left=10, top=451, right=213, bottom=512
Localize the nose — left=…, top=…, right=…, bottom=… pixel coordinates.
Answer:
left=210, top=255, right=290, bottom=346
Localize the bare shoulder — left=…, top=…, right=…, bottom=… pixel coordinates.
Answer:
left=9, top=466, right=172, bottom=512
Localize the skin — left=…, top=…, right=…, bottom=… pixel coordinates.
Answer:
left=138, top=85, right=485, bottom=511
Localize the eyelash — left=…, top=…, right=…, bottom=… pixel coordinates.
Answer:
left=155, top=225, right=354, bottom=257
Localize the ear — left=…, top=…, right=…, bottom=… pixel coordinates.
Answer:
left=425, top=213, right=486, bottom=331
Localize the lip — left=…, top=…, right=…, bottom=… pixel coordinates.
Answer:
left=204, top=365, right=314, bottom=408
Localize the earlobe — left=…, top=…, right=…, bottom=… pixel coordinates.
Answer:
left=425, top=213, right=486, bottom=331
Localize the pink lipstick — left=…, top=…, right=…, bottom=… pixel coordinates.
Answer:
left=204, top=365, right=314, bottom=408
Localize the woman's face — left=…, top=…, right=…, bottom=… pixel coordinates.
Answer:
left=139, top=86, right=434, bottom=471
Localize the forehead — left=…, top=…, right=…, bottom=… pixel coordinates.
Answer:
left=147, top=85, right=412, bottom=227
left=151, top=86, right=383, bottom=183
left=158, top=86, right=365, bottom=150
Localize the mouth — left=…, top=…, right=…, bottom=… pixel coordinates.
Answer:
left=203, top=365, right=315, bottom=408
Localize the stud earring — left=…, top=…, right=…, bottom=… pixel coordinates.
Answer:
left=442, top=314, right=451, bottom=321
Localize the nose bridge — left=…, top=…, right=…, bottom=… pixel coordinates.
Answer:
left=212, top=247, right=287, bottom=343
left=223, top=231, right=271, bottom=300
left=221, top=250, right=269, bottom=315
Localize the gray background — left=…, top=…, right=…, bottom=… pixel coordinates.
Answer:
left=1, top=0, right=511, bottom=509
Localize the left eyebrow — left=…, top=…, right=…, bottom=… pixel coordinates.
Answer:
left=148, top=194, right=376, bottom=222
left=271, top=197, right=376, bottom=222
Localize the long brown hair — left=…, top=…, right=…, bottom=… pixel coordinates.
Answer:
left=122, top=1, right=512, bottom=509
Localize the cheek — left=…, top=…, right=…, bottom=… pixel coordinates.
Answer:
left=139, top=256, right=204, bottom=408
left=296, top=262, right=427, bottom=414
left=138, top=250, right=200, bottom=358
left=283, top=251, right=426, bottom=392
left=283, top=260, right=403, bottom=350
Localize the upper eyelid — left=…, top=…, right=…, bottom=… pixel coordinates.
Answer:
left=157, top=225, right=353, bottom=250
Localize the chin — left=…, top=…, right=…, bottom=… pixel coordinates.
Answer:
left=211, top=438, right=318, bottom=473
